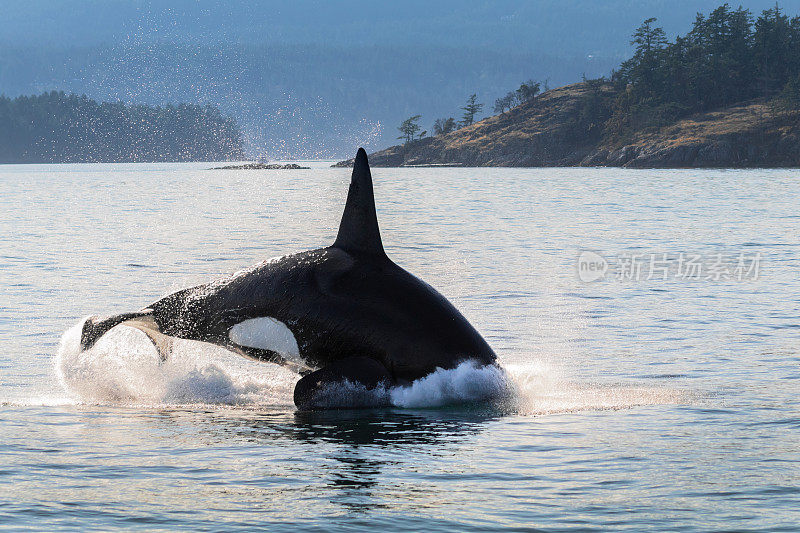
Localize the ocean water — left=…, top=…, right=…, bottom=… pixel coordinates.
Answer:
left=0, top=161, right=798, bottom=531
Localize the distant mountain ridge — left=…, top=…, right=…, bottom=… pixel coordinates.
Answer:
left=0, top=0, right=784, bottom=158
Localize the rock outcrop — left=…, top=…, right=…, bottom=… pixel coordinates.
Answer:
left=335, top=83, right=800, bottom=168
left=213, top=162, right=310, bottom=170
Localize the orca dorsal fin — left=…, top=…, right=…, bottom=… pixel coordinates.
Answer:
left=333, top=148, right=385, bottom=257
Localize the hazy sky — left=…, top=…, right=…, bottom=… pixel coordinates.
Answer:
left=1, top=0, right=794, bottom=157
left=2, top=0, right=789, bottom=55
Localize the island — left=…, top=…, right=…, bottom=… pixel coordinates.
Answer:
left=0, top=91, right=244, bottom=163
left=336, top=4, right=800, bottom=169
left=212, top=163, right=310, bottom=170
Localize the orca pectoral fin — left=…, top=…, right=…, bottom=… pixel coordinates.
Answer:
left=141, top=328, right=174, bottom=363
left=124, top=317, right=174, bottom=363
left=293, top=357, right=392, bottom=411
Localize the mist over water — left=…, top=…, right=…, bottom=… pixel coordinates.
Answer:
left=1, top=162, right=798, bottom=531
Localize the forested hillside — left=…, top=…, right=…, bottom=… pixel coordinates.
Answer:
left=606, top=3, right=800, bottom=141
left=344, top=4, right=800, bottom=168
left=0, top=0, right=783, bottom=158
left=0, top=92, right=244, bottom=163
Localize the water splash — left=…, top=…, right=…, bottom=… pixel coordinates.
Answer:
left=503, top=361, right=687, bottom=415
left=56, top=319, right=685, bottom=412
left=56, top=318, right=296, bottom=406
left=389, top=361, right=510, bottom=408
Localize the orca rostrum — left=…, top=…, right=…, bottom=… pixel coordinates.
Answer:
left=80, top=148, right=497, bottom=409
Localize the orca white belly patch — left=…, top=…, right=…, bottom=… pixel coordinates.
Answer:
left=229, top=317, right=301, bottom=361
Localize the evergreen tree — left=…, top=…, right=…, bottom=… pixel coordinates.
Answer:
left=618, top=17, right=668, bottom=100
left=774, top=73, right=800, bottom=111
left=397, top=115, right=422, bottom=143
left=460, top=94, right=483, bottom=127
left=606, top=3, right=800, bottom=139
left=754, top=4, right=795, bottom=96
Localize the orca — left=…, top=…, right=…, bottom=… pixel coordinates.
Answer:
left=79, top=148, right=497, bottom=409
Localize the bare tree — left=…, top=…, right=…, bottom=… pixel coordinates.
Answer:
left=493, top=93, right=517, bottom=114
left=433, top=117, right=456, bottom=135
left=516, top=80, right=541, bottom=103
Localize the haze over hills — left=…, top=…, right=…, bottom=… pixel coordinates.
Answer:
left=0, top=0, right=787, bottom=158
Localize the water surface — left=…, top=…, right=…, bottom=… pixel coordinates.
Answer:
left=1, top=162, right=798, bottom=531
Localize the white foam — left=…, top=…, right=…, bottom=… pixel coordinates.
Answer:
left=55, top=318, right=686, bottom=412
left=389, top=361, right=510, bottom=408
left=303, top=361, right=511, bottom=410
left=55, top=318, right=296, bottom=407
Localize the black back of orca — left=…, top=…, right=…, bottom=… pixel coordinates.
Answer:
left=81, top=148, right=497, bottom=408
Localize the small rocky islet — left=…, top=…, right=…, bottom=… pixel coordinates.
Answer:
left=212, top=162, right=310, bottom=170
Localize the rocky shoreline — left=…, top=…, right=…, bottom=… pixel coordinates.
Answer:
left=335, top=84, right=800, bottom=169
left=213, top=162, right=310, bottom=170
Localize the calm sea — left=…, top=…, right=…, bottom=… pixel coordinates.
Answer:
left=0, top=162, right=798, bottom=531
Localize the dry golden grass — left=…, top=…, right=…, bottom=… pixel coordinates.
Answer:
left=621, top=101, right=795, bottom=149
left=361, top=81, right=798, bottom=167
